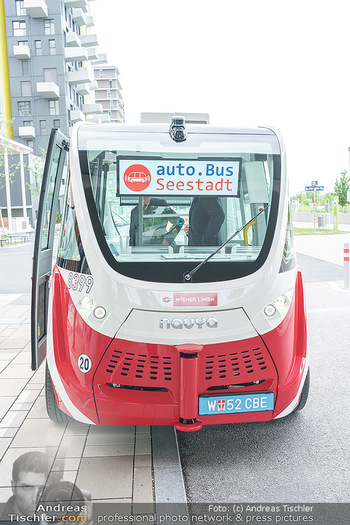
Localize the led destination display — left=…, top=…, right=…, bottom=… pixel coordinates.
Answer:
left=119, top=158, right=240, bottom=196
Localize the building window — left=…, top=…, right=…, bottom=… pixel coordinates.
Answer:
left=40, top=121, right=47, bottom=135
left=49, top=40, right=56, bottom=55
left=35, top=40, right=42, bottom=56
left=21, top=81, right=31, bottom=97
left=109, top=80, right=113, bottom=88
left=17, top=40, right=28, bottom=46
left=49, top=100, right=59, bottom=115
left=53, top=119, right=60, bottom=128
left=107, top=90, right=111, bottom=98
left=16, top=0, right=25, bottom=15
left=110, top=101, right=114, bottom=109
left=99, top=69, right=103, bottom=78
left=45, top=19, right=55, bottom=35
left=27, top=140, right=34, bottom=148
left=22, top=61, right=29, bottom=76
left=13, top=21, right=26, bottom=36
left=23, top=120, right=33, bottom=127
left=44, top=68, right=58, bottom=83
left=18, top=101, right=31, bottom=116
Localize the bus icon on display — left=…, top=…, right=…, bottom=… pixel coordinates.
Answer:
left=126, top=172, right=148, bottom=183
left=123, top=164, right=151, bottom=191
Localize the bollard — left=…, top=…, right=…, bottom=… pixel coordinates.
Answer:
left=344, top=243, right=350, bottom=289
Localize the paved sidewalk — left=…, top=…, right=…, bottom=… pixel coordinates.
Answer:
left=0, top=293, right=155, bottom=510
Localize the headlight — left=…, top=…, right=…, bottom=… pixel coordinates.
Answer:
left=94, top=306, right=106, bottom=319
left=264, top=295, right=287, bottom=317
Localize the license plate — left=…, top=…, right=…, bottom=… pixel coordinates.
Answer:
left=198, top=392, right=274, bottom=415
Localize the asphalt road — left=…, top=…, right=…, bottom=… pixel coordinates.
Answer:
left=0, top=241, right=34, bottom=293
left=177, top=253, right=350, bottom=502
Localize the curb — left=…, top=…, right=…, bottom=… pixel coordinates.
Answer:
left=152, top=426, right=189, bottom=522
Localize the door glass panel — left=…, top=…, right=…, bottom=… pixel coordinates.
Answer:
left=41, top=144, right=62, bottom=250
left=37, top=281, right=46, bottom=342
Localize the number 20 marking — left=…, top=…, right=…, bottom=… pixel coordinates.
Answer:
left=67, top=272, right=94, bottom=293
left=78, top=354, right=92, bottom=373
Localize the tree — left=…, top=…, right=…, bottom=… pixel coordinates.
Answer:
left=0, top=117, right=19, bottom=191
left=334, top=170, right=350, bottom=207
left=26, top=147, right=46, bottom=197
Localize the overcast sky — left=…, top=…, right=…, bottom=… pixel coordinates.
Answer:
left=89, top=0, right=350, bottom=196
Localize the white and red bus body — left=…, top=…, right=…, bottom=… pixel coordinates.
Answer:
left=31, top=121, right=309, bottom=432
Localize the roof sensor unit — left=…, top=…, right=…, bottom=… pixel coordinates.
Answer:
left=169, top=116, right=187, bottom=143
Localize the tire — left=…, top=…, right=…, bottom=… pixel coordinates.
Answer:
left=45, top=363, right=71, bottom=422
left=294, top=369, right=310, bottom=412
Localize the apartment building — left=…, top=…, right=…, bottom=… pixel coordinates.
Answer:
left=1, top=0, right=124, bottom=228
left=93, top=65, right=124, bottom=123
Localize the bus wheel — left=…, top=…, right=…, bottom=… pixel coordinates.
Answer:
left=294, top=369, right=310, bottom=412
left=45, top=363, right=71, bottom=422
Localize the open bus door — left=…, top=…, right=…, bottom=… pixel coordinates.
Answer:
left=31, top=129, right=69, bottom=371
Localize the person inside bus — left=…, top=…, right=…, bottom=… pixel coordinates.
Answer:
left=185, top=196, right=225, bottom=246
left=129, top=196, right=182, bottom=246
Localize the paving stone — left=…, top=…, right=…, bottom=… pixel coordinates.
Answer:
left=133, top=466, right=154, bottom=504
left=86, top=426, right=135, bottom=446
left=0, top=438, right=12, bottom=461
left=0, top=487, right=12, bottom=504
left=0, top=351, right=20, bottom=361
left=0, top=363, right=33, bottom=378
left=0, top=378, right=29, bottom=396
left=10, top=351, right=31, bottom=365
left=0, top=410, right=28, bottom=429
left=76, top=456, right=133, bottom=499
left=27, top=395, right=47, bottom=419
left=47, top=470, right=77, bottom=485
left=11, top=417, right=66, bottom=447
left=0, top=427, right=18, bottom=438
left=65, top=423, right=90, bottom=436
left=83, top=444, right=134, bottom=457
left=0, top=339, right=29, bottom=350
left=0, top=447, right=56, bottom=487
left=135, top=432, right=152, bottom=455
left=53, top=457, right=81, bottom=471
left=16, top=389, right=41, bottom=404
left=57, top=435, right=87, bottom=458
left=134, top=455, right=152, bottom=468
left=0, top=397, right=15, bottom=419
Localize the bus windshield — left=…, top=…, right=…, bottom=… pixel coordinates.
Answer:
left=78, top=126, right=281, bottom=283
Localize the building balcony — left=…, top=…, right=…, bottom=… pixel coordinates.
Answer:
left=72, top=8, right=87, bottom=26
left=82, top=103, right=103, bottom=115
left=89, top=80, right=98, bottom=90
left=70, top=109, right=85, bottom=123
left=64, top=0, right=88, bottom=11
left=67, top=68, right=93, bottom=85
left=37, top=82, right=60, bottom=98
left=13, top=44, right=31, bottom=60
left=87, top=47, right=98, bottom=61
left=64, top=46, right=88, bottom=62
left=91, top=54, right=107, bottom=65
left=80, top=34, right=98, bottom=47
left=85, top=15, right=94, bottom=28
left=23, top=0, right=48, bottom=18
left=76, top=83, right=90, bottom=96
left=99, top=113, right=111, bottom=122
left=18, top=126, right=36, bottom=139
left=116, top=78, right=122, bottom=90
left=66, top=31, right=81, bottom=47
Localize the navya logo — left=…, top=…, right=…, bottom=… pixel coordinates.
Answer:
left=159, top=317, right=218, bottom=329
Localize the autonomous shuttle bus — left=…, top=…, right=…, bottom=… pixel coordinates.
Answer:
left=31, top=118, right=309, bottom=432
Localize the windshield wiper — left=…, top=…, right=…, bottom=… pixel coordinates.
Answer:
left=183, top=204, right=270, bottom=283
